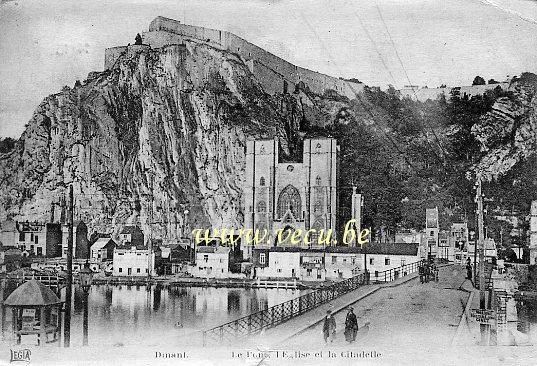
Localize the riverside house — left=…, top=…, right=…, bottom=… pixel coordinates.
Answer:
left=112, top=243, right=160, bottom=277
left=191, top=246, right=231, bottom=279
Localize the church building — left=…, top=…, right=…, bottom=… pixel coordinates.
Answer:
left=243, top=138, right=338, bottom=259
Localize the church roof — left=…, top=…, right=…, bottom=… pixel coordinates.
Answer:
left=4, top=280, right=61, bottom=307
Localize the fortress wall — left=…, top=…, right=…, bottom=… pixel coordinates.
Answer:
left=400, top=82, right=509, bottom=102
left=251, top=59, right=295, bottom=95
left=140, top=17, right=365, bottom=98
left=142, top=31, right=184, bottom=48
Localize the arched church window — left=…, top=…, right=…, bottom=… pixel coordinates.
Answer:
left=260, top=177, right=266, bottom=186
left=277, top=185, right=302, bottom=219
left=257, top=201, right=267, bottom=213
left=315, top=176, right=321, bottom=186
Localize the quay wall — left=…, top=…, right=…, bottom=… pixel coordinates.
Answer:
left=106, top=16, right=364, bottom=99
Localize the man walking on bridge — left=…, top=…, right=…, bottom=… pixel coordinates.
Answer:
left=322, top=310, right=336, bottom=344
left=344, top=307, right=358, bottom=343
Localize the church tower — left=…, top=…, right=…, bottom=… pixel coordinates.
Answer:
left=243, top=137, right=337, bottom=259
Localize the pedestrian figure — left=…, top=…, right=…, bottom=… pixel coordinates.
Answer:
left=322, top=310, right=336, bottom=344
left=419, top=264, right=424, bottom=284
left=344, top=307, right=358, bottom=343
left=466, top=259, right=472, bottom=281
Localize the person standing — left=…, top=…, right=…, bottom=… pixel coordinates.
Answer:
left=322, top=310, right=336, bottom=344
left=344, top=307, right=358, bottom=343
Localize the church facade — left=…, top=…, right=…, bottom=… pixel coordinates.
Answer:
left=243, top=138, right=338, bottom=259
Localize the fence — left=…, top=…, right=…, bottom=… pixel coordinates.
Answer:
left=202, top=259, right=424, bottom=345
left=4, top=272, right=65, bottom=293
left=369, top=260, right=423, bottom=283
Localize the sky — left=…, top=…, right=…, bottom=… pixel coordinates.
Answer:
left=0, top=0, right=536, bottom=138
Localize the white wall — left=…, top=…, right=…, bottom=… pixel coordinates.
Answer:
left=192, top=252, right=230, bottom=278
left=113, top=248, right=155, bottom=276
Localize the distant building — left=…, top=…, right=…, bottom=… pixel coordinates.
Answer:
left=243, top=138, right=338, bottom=259
left=363, top=242, right=421, bottom=282
left=0, top=220, right=17, bottom=247
left=437, top=230, right=452, bottom=261
left=192, top=246, right=230, bottom=279
left=467, top=238, right=497, bottom=263
left=118, top=226, right=144, bottom=247
left=61, top=221, right=90, bottom=259
left=160, top=241, right=194, bottom=274
left=0, top=247, right=22, bottom=273
left=325, top=246, right=362, bottom=280
left=451, top=223, right=469, bottom=264
left=425, top=208, right=439, bottom=259
left=300, top=250, right=325, bottom=281
left=253, top=247, right=301, bottom=279
left=15, top=221, right=62, bottom=257
left=113, top=243, right=159, bottom=276
left=90, top=238, right=116, bottom=261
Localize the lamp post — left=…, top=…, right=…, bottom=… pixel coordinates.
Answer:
left=78, top=261, right=94, bottom=346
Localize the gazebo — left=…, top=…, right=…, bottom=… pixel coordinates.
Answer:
left=3, top=280, right=62, bottom=346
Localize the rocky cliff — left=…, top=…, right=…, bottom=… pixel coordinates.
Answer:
left=2, top=36, right=536, bottom=241
left=472, top=75, right=537, bottom=180
left=0, top=40, right=354, bottom=241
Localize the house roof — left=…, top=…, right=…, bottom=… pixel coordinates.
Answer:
left=120, top=225, right=143, bottom=235
left=196, top=246, right=230, bottom=254
left=91, top=238, right=116, bottom=251
left=115, top=243, right=148, bottom=250
left=361, top=242, right=419, bottom=256
left=4, top=280, right=62, bottom=306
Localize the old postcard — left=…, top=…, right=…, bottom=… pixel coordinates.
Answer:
left=1, top=0, right=536, bottom=365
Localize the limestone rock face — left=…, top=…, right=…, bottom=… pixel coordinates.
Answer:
left=472, top=77, right=537, bottom=180
left=0, top=41, right=349, bottom=241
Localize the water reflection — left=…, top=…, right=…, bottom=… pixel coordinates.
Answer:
left=55, top=284, right=304, bottom=347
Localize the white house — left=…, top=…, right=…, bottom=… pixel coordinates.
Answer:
left=113, top=244, right=157, bottom=276
left=299, top=251, right=326, bottom=281
left=254, top=248, right=301, bottom=279
left=363, top=242, right=421, bottom=282
left=325, top=247, right=362, bottom=280
left=192, top=246, right=230, bottom=279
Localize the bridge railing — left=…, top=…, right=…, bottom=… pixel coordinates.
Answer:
left=202, top=259, right=424, bottom=345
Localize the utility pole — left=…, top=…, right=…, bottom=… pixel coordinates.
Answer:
left=476, top=176, right=487, bottom=344
left=64, top=185, right=74, bottom=347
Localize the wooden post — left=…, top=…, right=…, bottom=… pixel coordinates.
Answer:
left=476, top=177, right=488, bottom=344
left=57, top=304, right=62, bottom=347
left=39, top=307, right=46, bottom=346
left=83, top=289, right=89, bottom=346
left=64, top=185, right=74, bottom=347
left=0, top=278, right=5, bottom=340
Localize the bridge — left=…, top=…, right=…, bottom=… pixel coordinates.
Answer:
left=202, top=260, right=424, bottom=346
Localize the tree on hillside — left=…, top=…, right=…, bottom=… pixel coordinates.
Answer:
left=472, top=76, right=486, bottom=85
left=488, top=79, right=499, bottom=84
left=0, top=137, right=16, bottom=154
left=135, top=33, right=143, bottom=45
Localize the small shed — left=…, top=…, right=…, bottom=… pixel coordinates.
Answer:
left=3, top=280, right=62, bottom=346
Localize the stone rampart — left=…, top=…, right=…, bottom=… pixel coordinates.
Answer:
left=104, top=16, right=364, bottom=98
left=399, top=82, right=509, bottom=102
